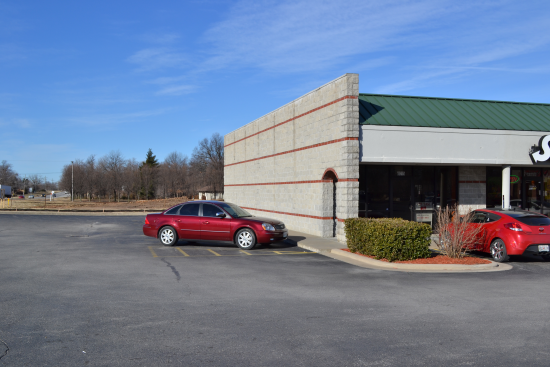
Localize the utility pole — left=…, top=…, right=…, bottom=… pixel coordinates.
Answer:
left=71, top=161, right=74, bottom=202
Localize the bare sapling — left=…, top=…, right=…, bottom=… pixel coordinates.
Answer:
left=435, top=204, right=485, bottom=258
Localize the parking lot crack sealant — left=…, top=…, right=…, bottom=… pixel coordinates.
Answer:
left=161, top=258, right=181, bottom=282
left=0, top=337, right=9, bottom=361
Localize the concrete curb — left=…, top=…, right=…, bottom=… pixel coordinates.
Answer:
left=331, top=249, right=513, bottom=272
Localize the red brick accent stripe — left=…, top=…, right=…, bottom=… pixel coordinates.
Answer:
left=225, top=95, right=358, bottom=148
left=225, top=137, right=359, bottom=167
left=242, top=206, right=350, bottom=222
left=227, top=180, right=326, bottom=187
left=226, top=178, right=358, bottom=187
left=242, top=207, right=334, bottom=220
left=459, top=180, right=487, bottom=183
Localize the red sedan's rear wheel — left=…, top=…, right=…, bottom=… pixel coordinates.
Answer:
left=159, top=226, right=178, bottom=247
left=490, top=239, right=509, bottom=263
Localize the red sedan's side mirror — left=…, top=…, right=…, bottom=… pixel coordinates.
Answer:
left=216, top=212, right=226, bottom=218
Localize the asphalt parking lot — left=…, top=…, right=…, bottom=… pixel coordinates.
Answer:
left=2, top=214, right=550, bottom=366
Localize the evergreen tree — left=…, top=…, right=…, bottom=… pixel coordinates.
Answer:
left=139, top=148, right=159, bottom=199
left=144, top=148, right=159, bottom=167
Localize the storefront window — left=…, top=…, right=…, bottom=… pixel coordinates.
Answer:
left=413, top=167, right=434, bottom=203
left=358, top=165, right=367, bottom=217
left=359, top=165, right=457, bottom=225
left=392, top=166, right=411, bottom=177
left=510, top=168, right=522, bottom=209
left=542, top=170, right=550, bottom=215
left=365, top=166, right=390, bottom=218
left=544, top=170, right=550, bottom=204
left=435, top=167, right=457, bottom=208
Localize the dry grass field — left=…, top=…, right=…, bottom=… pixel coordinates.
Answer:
left=1, top=195, right=190, bottom=211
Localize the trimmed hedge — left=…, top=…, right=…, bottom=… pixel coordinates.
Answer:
left=345, top=218, right=431, bottom=262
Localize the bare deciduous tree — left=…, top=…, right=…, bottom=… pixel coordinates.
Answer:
left=189, top=133, right=224, bottom=196
left=99, top=151, right=126, bottom=201
left=56, top=133, right=223, bottom=201
left=0, top=160, right=19, bottom=186
left=435, top=204, right=485, bottom=258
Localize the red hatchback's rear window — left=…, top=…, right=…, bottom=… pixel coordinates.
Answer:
left=508, top=213, right=550, bottom=226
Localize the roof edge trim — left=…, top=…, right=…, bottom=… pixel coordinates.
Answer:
left=359, top=93, right=550, bottom=107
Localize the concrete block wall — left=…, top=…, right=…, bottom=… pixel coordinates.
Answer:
left=224, top=73, right=360, bottom=242
left=458, top=166, right=486, bottom=214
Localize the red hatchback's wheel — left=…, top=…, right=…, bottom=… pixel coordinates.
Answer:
left=490, top=239, right=509, bottom=263
left=159, top=226, right=178, bottom=247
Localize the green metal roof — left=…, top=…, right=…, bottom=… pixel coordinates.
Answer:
left=359, top=94, right=550, bottom=131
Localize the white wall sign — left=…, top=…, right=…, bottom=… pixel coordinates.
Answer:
left=530, top=135, right=550, bottom=164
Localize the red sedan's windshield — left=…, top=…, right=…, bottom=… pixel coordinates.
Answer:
left=217, top=202, right=252, bottom=218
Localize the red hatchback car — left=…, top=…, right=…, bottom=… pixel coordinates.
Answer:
left=468, top=208, right=550, bottom=262
left=142, top=201, right=288, bottom=250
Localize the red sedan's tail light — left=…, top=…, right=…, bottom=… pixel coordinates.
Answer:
left=145, top=216, right=150, bottom=225
left=504, top=223, right=523, bottom=231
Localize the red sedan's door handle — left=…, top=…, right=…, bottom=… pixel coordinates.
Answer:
left=176, top=219, right=181, bottom=222
left=203, top=221, right=209, bottom=224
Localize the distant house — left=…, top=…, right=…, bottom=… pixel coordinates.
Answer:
left=197, top=186, right=223, bottom=201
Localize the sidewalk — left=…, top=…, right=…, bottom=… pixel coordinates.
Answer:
left=285, top=230, right=512, bottom=273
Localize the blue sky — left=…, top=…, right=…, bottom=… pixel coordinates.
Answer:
left=1, top=0, right=550, bottom=181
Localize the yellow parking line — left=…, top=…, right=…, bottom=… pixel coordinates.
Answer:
left=176, top=247, right=189, bottom=257
left=148, top=247, right=316, bottom=258
left=148, top=247, right=158, bottom=258
left=207, top=249, right=222, bottom=256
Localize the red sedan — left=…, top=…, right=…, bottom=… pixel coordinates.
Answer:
left=469, top=209, right=550, bottom=262
left=143, top=201, right=288, bottom=250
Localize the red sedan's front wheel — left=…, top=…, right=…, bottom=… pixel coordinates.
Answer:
left=236, top=228, right=256, bottom=250
left=490, top=239, right=509, bottom=263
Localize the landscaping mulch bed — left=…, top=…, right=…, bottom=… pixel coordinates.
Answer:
left=341, top=249, right=492, bottom=265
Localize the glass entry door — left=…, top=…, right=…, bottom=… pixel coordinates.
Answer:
left=391, top=177, right=412, bottom=220
left=524, top=178, right=542, bottom=212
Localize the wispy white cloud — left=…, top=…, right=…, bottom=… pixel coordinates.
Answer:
left=418, top=66, right=550, bottom=74
left=140, top=33, right=181, bottom=45
left=147, top=75, right=188, bottom=85
left=200, top=0, right=450, bottom=73
left=0, top=44, right=26, bottom=63
left=156, top=84, right=196, bottom=96
left=66, top=109, right=169, bottom=127
left=127, top=0, right=550, bottom=97
left=0, top=117, right=32, bottom=129
left=127, top=47, right=188, bottom=72
left=375, top=69, right=466, bottom=94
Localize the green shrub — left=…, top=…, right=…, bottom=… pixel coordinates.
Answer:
left=345, top=218, right=431, bottom=262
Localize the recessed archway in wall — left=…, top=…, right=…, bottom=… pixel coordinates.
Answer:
left=322, top=168, right=339, bottom=182
left=322, top=168, right=338, bottom=237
